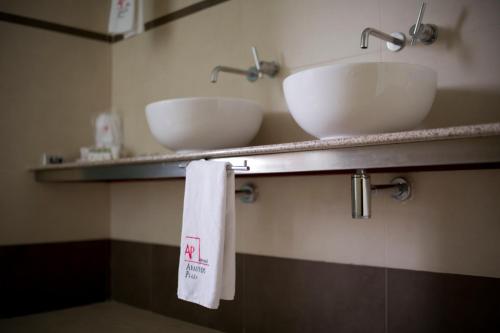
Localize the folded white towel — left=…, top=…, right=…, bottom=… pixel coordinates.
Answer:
left=177, top=160, right=236, bottom=309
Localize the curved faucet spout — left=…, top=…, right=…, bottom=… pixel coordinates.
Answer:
left=210, top=66, right=253, bottom=83
left=361, top=27, right=405, bottom=50
left=210, top=47, right=279, bottom=83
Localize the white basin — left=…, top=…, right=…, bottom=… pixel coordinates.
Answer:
left=283, top=62, right=437, bottom=139
left=145, top=97, right=263, bottom=151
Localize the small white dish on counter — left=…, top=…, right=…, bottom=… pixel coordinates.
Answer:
left=283, top=62, right=437, bottom=139
left=145, top=97, right=263, bottom=152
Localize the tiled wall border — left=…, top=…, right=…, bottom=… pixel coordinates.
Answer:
left=0, top=0, right=230, bottom=43
left=111, top=240, right=500, bottom=333
left=0, top=240, right=110, bottom=318
left=1, top=239, right=499, bottom=331
left=0, top=11, right=113, bottom=42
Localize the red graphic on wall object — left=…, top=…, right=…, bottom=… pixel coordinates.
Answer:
left=184, top=236, right=209, bottom=266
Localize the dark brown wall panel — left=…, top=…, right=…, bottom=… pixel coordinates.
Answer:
left=0, top=240, right=110, bottom=318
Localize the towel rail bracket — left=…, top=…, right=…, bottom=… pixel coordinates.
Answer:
left=236, top=183, right=256, bottom=203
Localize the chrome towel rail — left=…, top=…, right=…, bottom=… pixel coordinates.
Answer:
left=178, top=160, right=254, bottom=202
left=176, top=160, right=256, bottom=203
left=178, top=160, right=250, bottom=171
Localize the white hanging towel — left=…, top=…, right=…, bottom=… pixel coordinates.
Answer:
left=177, top=160, right=236, bottom=309
left=108, top=0, right=144, bottom=37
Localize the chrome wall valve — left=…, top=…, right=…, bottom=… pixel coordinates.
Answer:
left=409, top=2, right=438, bottom=45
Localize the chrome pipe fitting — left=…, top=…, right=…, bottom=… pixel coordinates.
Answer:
left=351, top=170, right=372, bottom=219
left=351, top=170, right=411, bottom=219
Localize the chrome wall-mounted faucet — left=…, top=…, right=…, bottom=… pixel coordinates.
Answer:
left=360, top=28, right=406, bottom=52
left=210, top=66, right=255, bottom=83
left=210, top=47, right=280, bottom=83
left=360, top=2, right=437, bottom=52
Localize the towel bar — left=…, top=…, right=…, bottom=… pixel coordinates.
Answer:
left=177, top=161, right=255, bottom=202
left=178, top=160, right=250, bottom=171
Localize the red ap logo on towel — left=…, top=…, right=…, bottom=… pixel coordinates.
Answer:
left=185, top=236, right=199, bottom=261
left=184, top=236, right=209, bottom=266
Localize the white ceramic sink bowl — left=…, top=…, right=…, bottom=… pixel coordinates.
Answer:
left=283, top=62, right=437, bottom=139
left=145, top=97, right=263, bottom=151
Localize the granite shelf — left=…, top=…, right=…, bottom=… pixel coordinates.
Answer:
left=31, top=123, right=500, bottom=182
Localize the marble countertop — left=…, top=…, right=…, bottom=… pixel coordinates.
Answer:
left=32, top=122, right=500, bottom=170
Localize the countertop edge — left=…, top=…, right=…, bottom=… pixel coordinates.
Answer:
left=30, top=122, right=500, bottom=171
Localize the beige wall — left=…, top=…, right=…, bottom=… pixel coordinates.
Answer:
left=0, top=0, right=209, bottom=34
left=112, top=171, right=500, bottom=278
left=0, top=5, right=111, bottom=244
left=4, top=0, right=497, bottom=277
left=0, top=0, right=110, bottom=32
left=112, top=0, right=500, bottom=155
left=110, top=0, right=500, bottom=279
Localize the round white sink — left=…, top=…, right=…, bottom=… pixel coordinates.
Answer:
left=283, top=62, right=437, bottom=139
left=145, top=97, right=263, bottom=152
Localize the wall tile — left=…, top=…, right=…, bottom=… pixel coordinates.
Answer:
left=111, top=180, right=185, bottom=245
left=0, top=240, right=110, bottom=318
left=381, top=26, right=500, bottom=128
left=385, top=170, right=500, bottom=278
left=0, top=0, right=109, bottom=33
left=427, top=0, right=500, bottom=34
left=0, top=170, right=109, bottom=245
left=244, top=254, right=386, bottom=333
left=111, top=170, right=500, bottom=279
left=379, top=0, right=423, bottom=37
left=111, top=241, right=500, bottom=333
left=239, top=0, right=382, bottom=70
left=111, top=240, right=152, bottom=310
left=387, top=268, right=500, bottom=332
left=143, top=0, right=201, bottom=23
left=0, top=14, right=111, bottom=245
left=235, top=175, right=387, bottom=268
